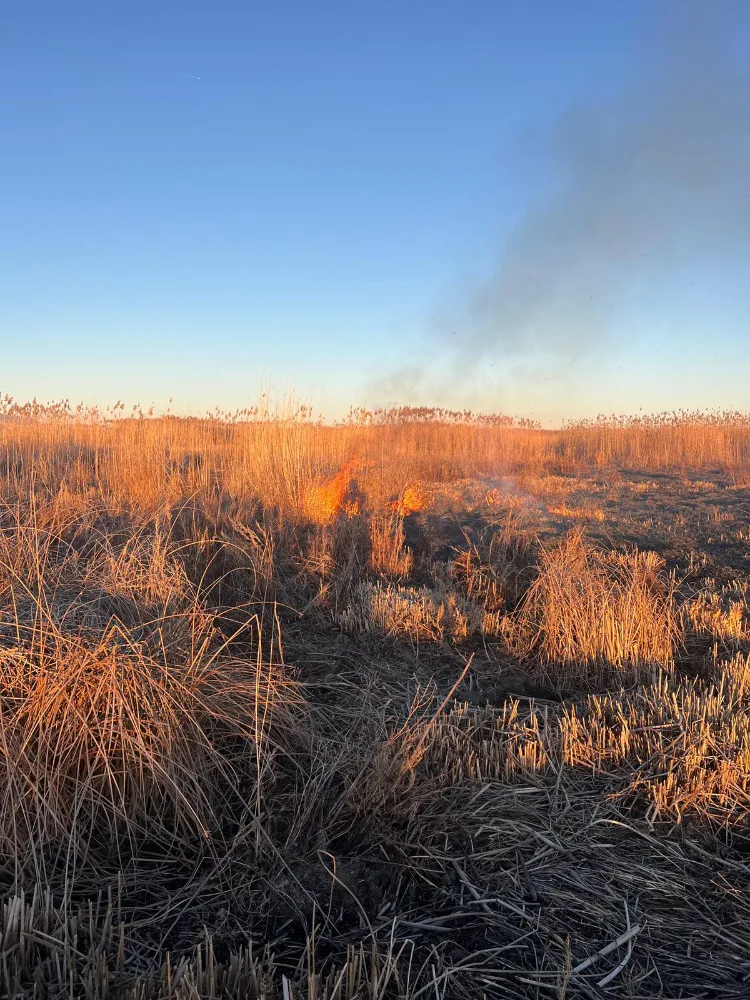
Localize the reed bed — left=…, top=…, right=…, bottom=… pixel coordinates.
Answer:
left=1, top=397, right=749, bottom=997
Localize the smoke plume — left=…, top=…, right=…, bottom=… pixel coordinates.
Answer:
left=379, top=3, right=750, bottom=401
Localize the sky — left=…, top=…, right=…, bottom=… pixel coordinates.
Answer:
left=2, top=1, right=749, bottom=424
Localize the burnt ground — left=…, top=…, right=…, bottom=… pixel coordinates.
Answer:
left=408, top=468, right=750, bottom=578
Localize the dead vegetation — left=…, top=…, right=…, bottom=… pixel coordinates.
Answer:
left=1, top=399, right=750, bottom=997
left=509, top=529, right=681, bottom=684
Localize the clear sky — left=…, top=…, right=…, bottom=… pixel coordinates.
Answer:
left=3, top=1, right=749, bottom=423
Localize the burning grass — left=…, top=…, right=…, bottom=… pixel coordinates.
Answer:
left=1, top=399, right=750, bottom=997
left=304, top=460, right=362, bottom=524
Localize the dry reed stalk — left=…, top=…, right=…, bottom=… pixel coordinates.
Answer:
left=3, top=399, right=750, bottom=528
left=368, top=509, right=412, bottom=578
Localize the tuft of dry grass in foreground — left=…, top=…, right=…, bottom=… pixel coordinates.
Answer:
left=0, top=500, right=299, bottom=890
left=1, top=398, right=750, bottom=997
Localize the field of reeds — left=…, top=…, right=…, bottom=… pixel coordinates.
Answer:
left=2, top=396, right=750, bottom=998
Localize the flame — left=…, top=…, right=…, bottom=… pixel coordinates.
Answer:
left=392, top=483, right=429, bottom=517
left=304, top=460, right=361, bottom=523
left=305, top=465, right=429, bottom=523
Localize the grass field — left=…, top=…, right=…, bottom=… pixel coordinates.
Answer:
left=2, top=398, right=750, bottom=998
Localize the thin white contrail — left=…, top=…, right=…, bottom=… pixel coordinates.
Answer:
left=177, top=73, right=201, bottom=80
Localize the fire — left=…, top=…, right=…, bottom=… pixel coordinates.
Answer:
left=304, top=460, right=361, bottom=523
left=304, top=465, right=429, bottom=523
left=392, top=483, right=429, bottom=516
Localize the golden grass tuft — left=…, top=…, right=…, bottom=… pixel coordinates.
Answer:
left=0, top=608, right=297, bottom=881
left=547, top=502, right=605, bottom=521
left=368, top=508, right=413, bottom=577
left=560, top=654, right=750, bottom=825
left=512, top=529, right=681, bottom=681
left=685, top=579, right=749, bottom=642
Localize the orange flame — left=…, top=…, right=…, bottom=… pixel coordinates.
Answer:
left=391, top=483, right=429, bottom=517
left=305, top=460, right=362, bottom=523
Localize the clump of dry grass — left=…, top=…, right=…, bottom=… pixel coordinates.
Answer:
left=560, top=655, right=750, bottom=826
left=511, top=529, right=681, bottom=682
left=337, top=580, right=498, bottom=641
left=0, top=608, right=297, bottom=883
left=409, top=699, right=553, bottom=785
left=685, top=578, right=749, bottom=643
left=0, top=491, right=299, bottom=887
left=368, top=508, right=413, bottom=578
left=450, top=511, right=538, bottom=612
left=547, top=502, right=605, bottom=521
left=88, top=522, right=191, bottom=609
left=393, top=653, right=750, bottom=830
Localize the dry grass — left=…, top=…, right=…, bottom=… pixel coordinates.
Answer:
left=368, top=509, right=413, bottom=578
left=0, top=615, right=296, bottom=882
left=406, top=651, right=750, bottom=828
left=0, top=484, right=301, bottom=894
left=685, top=578, right=749, bottom=642
left=547, top=503, right=605, bottom=521
left=561, top=655, right=750, bottom=826
left=1, top=398, right=750, bottom=997
left=3, top=399, right=750, bottom=519
left=510, top=529, right=681, bottom=683
left=338, top=580, right=496, bottom=641
left=0, top=888, right=411, bottom=1000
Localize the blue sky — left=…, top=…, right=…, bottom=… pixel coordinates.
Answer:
left=3, top=1, right=749, bottom=423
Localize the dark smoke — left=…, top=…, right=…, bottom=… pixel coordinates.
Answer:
left=379, top=3, right=750, bottom=398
